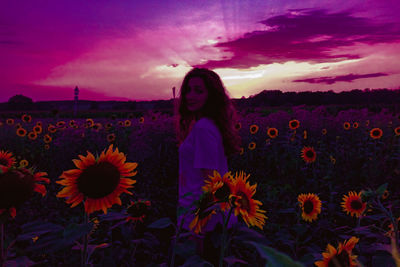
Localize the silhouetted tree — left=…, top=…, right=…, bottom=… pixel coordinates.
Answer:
left=7, top=94, right=33, bottom=110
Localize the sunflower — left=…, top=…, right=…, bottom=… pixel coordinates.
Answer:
left=6, top=118, right=14, bottom=125
left=265, top=139, right=271, bottom=145
left=107, top=133, right=116, bottom=143
left=301, top=146, right=316, bottom=163
left=0, top=167, right=49, bottom=218
left=86, top=118, right=94, bottom=128
left=36, top=121, right=43, bottom=127
left=315, top=237, right=359, bottom=267
left=248, top=142, right=256, bottom=150
left=124, top=120, right=131, bottom=127
left=189, top=191, right=217, bottom=234
left=92, top=123, right=102, bottom=132
left=230, top=171, right=267, bottom=229
left=370, top=128, right=383, bottom=139
left=43, top=134, right=52, bottom=144
left=202, top=170, right=234, bottom=212
left=343, top=122, right=351, bottom=130
left=0, top=150, right=16, bottom=168
left=126, top=200, right=151, bottom=223
left=21, top=114, right=32, bottom=123
left=298, top=193, right=321, bottom=222
left=15, top=123, right=22, bottom=129
left=322, top=128, right=327, bottom=135
left=250, top=124, right=259, bottom=134
left=28, top=131, right=37, bottom=140
left=382, top=190, right=389, bottom=200
left=267, top=128, right=278, bottom=139
left=118, top=121, right=124, bottom=126
left=44, top=144, right=50, bottom=150
left=19, top=159, right=29, bottom=168
left=33, top=125, right=42, bottom=134
left=57, top=145, right=138, bottom=214
left=353, top=122, right=359, bottom=129
left=303, top=130, right=307, bottom=139
left=289, top=119, right=300, bottom=130
left=56, top=121, right=66, bottom=128
left=48, top=124, right=57, bottom=133
left=395, top=127, right=400, bottom=136
left=139, top=117, right=144, bottom=124
left=69, top=120, right=76, bottom=127
left=234, top=122, right=242, bottom=131
left=341, top=191, right=366, bottom=218
left=16, top=127, right=27, bottom=137
left=105, top=123, right=113, bottom=130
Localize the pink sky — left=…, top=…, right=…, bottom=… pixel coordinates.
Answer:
left=1, top=0, right=400, bottom=102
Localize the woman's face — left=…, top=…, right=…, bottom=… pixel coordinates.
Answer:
left=185, top=77, right=208, bottom=112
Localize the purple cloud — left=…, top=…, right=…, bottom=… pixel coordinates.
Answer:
left=195, top=9, right=400, bottom=69
left=292, top=72, right=388, bottom=84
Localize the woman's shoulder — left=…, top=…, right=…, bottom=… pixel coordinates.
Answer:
left=195, top=117, right=217, bottom=130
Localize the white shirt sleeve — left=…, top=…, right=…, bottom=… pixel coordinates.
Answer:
left=193, top=123, right=220, bottom=170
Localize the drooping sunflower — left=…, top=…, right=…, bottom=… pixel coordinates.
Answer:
left=19, top=159, right=29, bottom=168
left=239, top=147, right=244, bottom=155
left=21, top=114, right=32, bottom=123
left=301, top=146, right=316, bottom=163
left=16, top=127, right=27, bottom=137
left=315, top=237, right=359, bottom=267
left=353, top=122, right=359, bottom=129
left=0, top=167, right=49, bottom=219
left=48, top=124, right=57, bottom=133
left=341, top=191, right=366, bottom=218
left=126, top=200, right=151, bottom=223
left=33, top=125, right=42, bottom=134
left=370, top=128, right=383, bottom=139
left=107, top=133, right=116, bottom=143
left=202, top=170, right=234, bottom=212
left=189, top=191, right=216, bottom=234
left=343, top=122, right=351, bottom=130
left=250, top=124, right=259, bottom=134
left=43, top=134, right=52, bottom=144
left=6, top=118, right=14, bottom=125
left=86, top=118, right=94, bottom=128
left=230, top=171, right=267, bottom=230
left=322, top=128, right=327, bottom=135
left=267, top=127, right=278, bottom=139
left=57, top=145, right=138, bottom=214
left=248, top=142, right=256, bottom=150
left=28, top=131, right=37, bottom=140
left=139, top=117, right=144, bottom=124
left=298, top=193, right=321, bottom=222
left=0, top=150, right=16, bottom=168
left=124, top=120, right=131, bottom=127
left=289, top=119, right=300, bottom=130
left=394, top=127, right=400, bottom=136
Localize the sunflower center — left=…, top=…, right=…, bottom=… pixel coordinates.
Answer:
left=0, top=158, right=9, bottom=166
left=215, top=183, right=231, bottom=201
left=236, top=191, right=250, bottom=211
left=77, top=161, right=121, bottom=199
left=373, top=130, right=380, bottom=136
left=350, top=200, right=363, bottom=211
left=303, top=200, right=314, bottom=214
left=305, top=150, right=315, bottom=158
left=328, top=250, right=350, bottom=267
left=198, top=192, right=214, bottom=219
left=0, top=169, right=35, bottom=209
left=270, top=130, right=276, bottom=135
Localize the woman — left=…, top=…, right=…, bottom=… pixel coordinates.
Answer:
left=175, top=68, right=241, bottom=260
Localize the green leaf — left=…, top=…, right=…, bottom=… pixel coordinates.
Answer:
left=147, top=217, right=173, bottom=229
left=246, top=241, right=305, bottom=267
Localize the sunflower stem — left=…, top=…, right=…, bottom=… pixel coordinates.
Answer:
left=81, top=211, right=89, bottom=267
left=0, top=223, right=4, bottom=267
left=170, top=215, right=185, bottom=267
left=376, top=198, right=399, bottom=247
left=219, top=207, right=233, bottom=267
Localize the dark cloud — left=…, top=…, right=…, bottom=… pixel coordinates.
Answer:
left=195, top=9, right=400, bottom=69
left=292, top=72, right=388, bottom=84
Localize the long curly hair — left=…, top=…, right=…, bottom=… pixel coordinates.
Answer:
left=174, top=68, right=241, bottom=156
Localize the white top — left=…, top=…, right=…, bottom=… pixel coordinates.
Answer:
left=178, top=117, right=237, bottom=232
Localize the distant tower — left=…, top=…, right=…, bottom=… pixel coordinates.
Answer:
left=74, top=86, right=79, bottom=116
left=172, top=86, right=176, bottom=99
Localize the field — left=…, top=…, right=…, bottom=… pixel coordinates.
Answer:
left=1, top=104, right=400, bottom=267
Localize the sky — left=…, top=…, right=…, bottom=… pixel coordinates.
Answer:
left=1, top=0, right=400, bottom=102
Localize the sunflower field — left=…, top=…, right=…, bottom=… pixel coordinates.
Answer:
left=1, top=105, right=400, bottom=267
